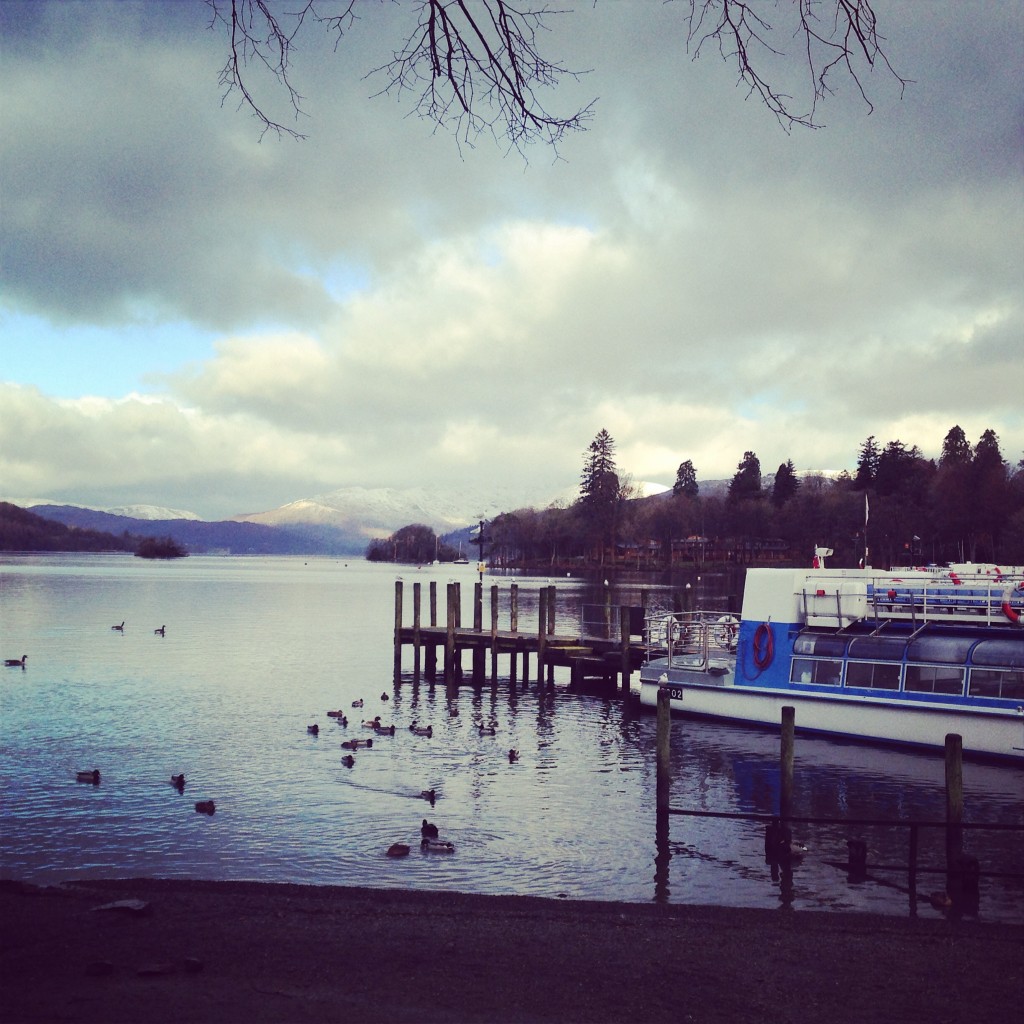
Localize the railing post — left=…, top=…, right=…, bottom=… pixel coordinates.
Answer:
left=656, top=686, right=671, bottom=815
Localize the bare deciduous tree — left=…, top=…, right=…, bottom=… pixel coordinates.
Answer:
left=206, top=0, right=906, bottom=148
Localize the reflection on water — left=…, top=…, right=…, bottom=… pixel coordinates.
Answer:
left=1, top=554, right=1021, bottom=922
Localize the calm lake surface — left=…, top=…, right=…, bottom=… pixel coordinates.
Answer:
left=1, top=555, right=1021, bottom=922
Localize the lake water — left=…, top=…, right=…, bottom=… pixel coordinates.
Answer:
left=1, top=555, right=1021, bottom=922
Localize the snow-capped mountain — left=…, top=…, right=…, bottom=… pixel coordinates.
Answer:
left=16, top=499, right=202, bottom=521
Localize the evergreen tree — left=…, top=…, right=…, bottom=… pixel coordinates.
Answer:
left=578, top=429, right=620, bottom=565
left=939, top=425, right=972, bottom=466
left=673, top=459, right=699, bottom=499
left=854, top=435, right=879, bottom=489
left=728, top=451, right=762, bottom=502
left=771, top=460, right=800, bottom=507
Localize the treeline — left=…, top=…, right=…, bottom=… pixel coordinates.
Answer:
left=483, top=425, right=1024, bottom=571
left=365, top=523, right=461, bottom=564
left=0, top=502, right=137, bottom=553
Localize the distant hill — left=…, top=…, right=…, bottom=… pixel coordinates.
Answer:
left=0, top=502, right=135, bottom=553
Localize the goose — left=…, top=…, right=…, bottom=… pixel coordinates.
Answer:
left=341, top=754, right=355, bottom=768
left=387, top=842, right=411, bottom=858
left=4, top=655, right=27, bottom=667
left=421, top=837, right=454, bottom=853
left=194, top=800, right=216, bottom=815
left=421, top=819, right=439, bottom=839
left=508, top=749, right=519, bottom=763
left=351, top=698, right=364, bottom=708
left=76, top=769, right=101, bottom=784
left=111, top=622, right=125, bottom=631
left=170, top=774, right=185, bottom=792
left=154, top=626, right=165, bottom=636
left=307, top=724, right=319, bottom=735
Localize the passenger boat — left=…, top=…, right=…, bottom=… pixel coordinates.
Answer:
left=638, top=562, right=1024, bottom=762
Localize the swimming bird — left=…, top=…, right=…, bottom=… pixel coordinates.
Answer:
left=421, top=838, right=454, bottom=853
left=420, top=789, right=436, bottom=805
left=508, top=749, right=519, bottom=763
left=111, top=622, right=124, bottom=631
left=352, top=698, right=364, bottom=708
left=4, top=655, right=27, bottom=667
left=362, top=716, right=381, bottom=729
left=154, top=626, right=165, bottom=636
left=479, top=726, right=496, bottom=736
left=373, top=722, right=396, bottom=736
left=387, top=843, right=411, bottom=857
left=307, top=724, right=319, bottom=735
left=194, top=800, right=216, bottom=815
left=341, top=754, right=355, bottom=768
left=421, top=819, right=439, bottom=839
left=76, top=769, right=101, bottom=784
left=409, top=724, right=433, bottom=738
left=380, top=692, right=390, bottom=702
left=341, top=738, right=373, bottom=750
left=170, top=774, right=185, bottom=792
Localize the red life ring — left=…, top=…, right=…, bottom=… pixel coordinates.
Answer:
left=752, top=622, right=774, bottom=669
left=1002, top=583, right=1023, bottom=625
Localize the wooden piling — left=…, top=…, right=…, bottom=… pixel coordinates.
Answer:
left=444, top=583, right=457, bottom=684
left=945, top=733, right=963, bottom=876
left=620, top=605, right=632, bottom=697
left=490, top=585, right=499, bottom=680
left=656, top=686, right=671, bottom=814
left=412, top=581, right=421, bottom=679
left=536, top=587, right=548, bottom=684
left=426, top=581, right=437, bottom=680
left=780, top=706, right=795, bottom=823
left=472, top=582, right=485, bottom=682
left=393, top=580, right=403, bottom=682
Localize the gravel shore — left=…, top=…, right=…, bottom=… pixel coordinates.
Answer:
left=1, top=878, right=1020, bottom=1023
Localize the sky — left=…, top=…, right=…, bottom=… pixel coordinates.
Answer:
left=1, top=0, right=1022, bottom=521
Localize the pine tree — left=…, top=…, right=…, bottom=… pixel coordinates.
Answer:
left=673, top=459, right=699, bottom=499
left=771, top=459, right=800, bottom=507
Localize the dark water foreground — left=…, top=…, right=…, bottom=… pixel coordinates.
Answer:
left=0, top=877, right=1020, bottom=1024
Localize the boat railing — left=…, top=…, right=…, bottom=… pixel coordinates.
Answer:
left=644, top=608, right=738, bottom=667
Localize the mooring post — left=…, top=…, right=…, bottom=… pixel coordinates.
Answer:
left=412, top=581, right=422, bottom=680
left=490, top=584, right=499, bottom=681
left=620, top=605, right=632, bottom=697
left=444, top=583, right=457, bottom=685
left=536, top=587, right=548, bottom=685
left=425, top=581, right=437, bottom=681
left=656, top=686, right=671, bottom=815
left=472, top=581, right=485, bottom=682
left=509, top=583, right=519, bottom=680
left=546, top=586, right=556, bottom=685
left=780, top=706, right=795, bottom=826
left=393, top=580, right=403, bottom=682
left=945, top=733, right=963, bottom=880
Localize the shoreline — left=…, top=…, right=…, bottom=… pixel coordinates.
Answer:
left=1, top=877, right=1021, bottom=1023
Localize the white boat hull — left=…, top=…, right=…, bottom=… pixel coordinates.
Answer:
left=638, top=668, right=1024, bottom=763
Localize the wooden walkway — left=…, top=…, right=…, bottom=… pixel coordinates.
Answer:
left=392, top=579, right=646, bottom=691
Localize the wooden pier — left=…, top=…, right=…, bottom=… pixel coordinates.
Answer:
left=392, top=580, right=647, bottom=694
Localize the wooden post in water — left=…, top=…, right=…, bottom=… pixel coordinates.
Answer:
left=426, top=581, right=437, bottom=681
left=945, top=733, right=963, bottom=879
left=490, top=584, right=499, bottom=681
left=536, top=587, right=548, bottom=685
left=472, top=582, right=485, bottom=682
left=656, top=686, right=671, bottom=815
left=546, top=586, right=556, bottom=686
left=412, top=582, right=422, bottom=679
left=444, top=583, right=457, bottom=685
left=780, top=706, right=795, bottom=825
left=510, top=584, right=519, bottom=681
left=393, top=580, right=403, bottom=682
left=620, top=605, right=632, bottom=697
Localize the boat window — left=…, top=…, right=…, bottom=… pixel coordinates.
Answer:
left=968, top=668, right=1024, bottom=700
left=793, top=634, right=848, bottom=657
left=971, top=639, right=1024, bottom=670
left=847, top=636, right=906, bottom=662
left=906, top=636, right=975, bottom=665
left=904, top=664, right=965, bottom=696
left=845, top=661, right=901, bottom=690
left=790, top=658, right=842, bottom=686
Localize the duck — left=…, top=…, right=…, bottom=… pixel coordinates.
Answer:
left=421, top=819, right=439, bottom=839
left=362, top=716, right=382, bottom=729
left=351, top=698, right=364, bottom=708
left=111, top=621, right=124, bottom=631
left=387, top=842, right=411, bottom=857
left=76, top=769, right=101, bottom=784
left=380, top=692, right=390, bottom=702
left=170, top=774, right=185, bottom=792
left=373, top=722, right=396, bottom=736
left=341, top=754, right=355, bottom=768
left=341, top=738, right=373, bottom=750
left=421, top=838, right=455, bottom=853
left=409, top=724, right=433, bottom=738
left=4, top=655, right=27, bottom=667
left=420, top=789, right=436, bottom=805
left=307, top=724, right=319, bottom=735
left=194, top=800, right=216, bottom=815
left=929, top=891, right=953, bottom=911
left=508, top=749, right=519, bottom=763
left=479, top=726, right=496, bottom=736
left=154, top=626, right=166, bottom=636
